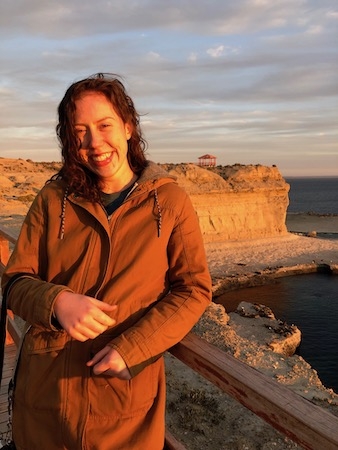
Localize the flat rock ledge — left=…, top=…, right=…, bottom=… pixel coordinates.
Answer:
left=229, top=301, right=301, bottom=356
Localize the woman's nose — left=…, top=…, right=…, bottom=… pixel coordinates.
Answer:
left=87, top=128, right=102, bottom=148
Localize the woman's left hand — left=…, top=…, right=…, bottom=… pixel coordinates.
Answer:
left=87, top=346, right=132, bottom=380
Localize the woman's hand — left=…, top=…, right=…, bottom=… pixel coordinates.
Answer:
left=87, top=346, right=132, bottom=380
left=53, top=291, right=117, bottom=341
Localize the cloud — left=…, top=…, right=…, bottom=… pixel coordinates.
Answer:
left=188, top=52, right=198, bottom=63
left=0, top=0, right=337, bottom=175
left=146, top=51, right=162, bottom=62
left=207, top=45, right=224, bottom=58
left=0, top=0, right=331, bottom=38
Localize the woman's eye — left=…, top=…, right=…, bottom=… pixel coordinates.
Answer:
left=75, top=128, right=86, bottom=135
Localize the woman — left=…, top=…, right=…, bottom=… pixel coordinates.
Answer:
left=2, top=73, right=211, bottom=450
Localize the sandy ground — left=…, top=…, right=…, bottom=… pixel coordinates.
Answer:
left=210, top=212, right=337, bottom=269
left=206, top=232, right=338, bottom=280
left=1, top=212, right=338, bottom=449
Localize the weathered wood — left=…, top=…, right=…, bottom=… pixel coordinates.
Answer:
left=0, top=344, right=16, bottom=434
left=6, top=315, right=21, bottom=347
left=0, top=227, right=21, bottom=346
left=164, top=430, right=187, bottom=450
left=169, top=333, right=338, bottom=450
left=0, top=228, right=17, bottom=246
left=0, top=234, right=10, bottom=270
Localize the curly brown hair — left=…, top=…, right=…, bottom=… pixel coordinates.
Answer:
left=55, top=73, right=147, bottom=202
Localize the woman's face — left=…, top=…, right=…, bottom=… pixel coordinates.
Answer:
left=74, top=91, right=135, bottom=193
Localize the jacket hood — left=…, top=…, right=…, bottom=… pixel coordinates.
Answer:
left=58, top=161, right=176, bottom=240
left=137, top=160, right=176, bottom=185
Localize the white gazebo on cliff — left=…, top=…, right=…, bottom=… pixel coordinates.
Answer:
left=198, top=154, right=217, bottom=167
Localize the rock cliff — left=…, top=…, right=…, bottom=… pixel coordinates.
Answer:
left=0, top=158, right=290, bottom=242
left=163, top=163, right=290, bottom=242
left=0, top=158, right=61, bottom=215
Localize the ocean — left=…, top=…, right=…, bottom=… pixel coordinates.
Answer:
left=285, top=177, right=338, bottom=215
left=217, top=176, right=338, bottom=393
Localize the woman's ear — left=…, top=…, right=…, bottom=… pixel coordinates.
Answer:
left=125, top=123, right=132, bottom=140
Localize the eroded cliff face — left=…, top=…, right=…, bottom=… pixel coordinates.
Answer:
left=163, top=163, right=290, bottom=243
left=0, top=158, right=290, bottom=243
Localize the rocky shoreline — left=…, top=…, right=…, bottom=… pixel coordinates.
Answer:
left=166, top=235, right=338, bottom=449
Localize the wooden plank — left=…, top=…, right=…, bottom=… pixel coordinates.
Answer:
left=164, top=430, right=187, bottom=450
left=0, top=234, right=10, bottom=270
left=169, top=333, right=338, bottom=450
left=0, top=228, right=17, bottom=246
left=0, top=413, right=10, bottom=435
left=0, top=344, right=16, bottom=434
left=6, top=316, right=21, bottom=347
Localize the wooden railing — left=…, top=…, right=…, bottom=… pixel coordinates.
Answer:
left=0, top=227, right=22, bottom=346
left=1, top=226, right=338, bottom=450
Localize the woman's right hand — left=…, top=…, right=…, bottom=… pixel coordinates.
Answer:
left=53, top=291, right=117, bottom=341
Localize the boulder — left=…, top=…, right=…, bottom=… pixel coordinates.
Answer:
left=230, top=301, right=301, bottom=357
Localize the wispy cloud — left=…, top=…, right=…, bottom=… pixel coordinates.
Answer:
left=207, top=45, right=225, bottom=58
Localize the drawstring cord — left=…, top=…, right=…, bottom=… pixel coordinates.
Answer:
left=58, top=186, right=69, bottom=240
left=154, top=189, right=162, bottom=237
left=58, top=185, right=162, bottom=239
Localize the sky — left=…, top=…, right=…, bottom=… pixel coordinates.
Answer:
left=0, top=0, right=337, bottom=176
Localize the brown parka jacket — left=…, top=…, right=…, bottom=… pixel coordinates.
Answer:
left=1, top=161, right=211, bottom=450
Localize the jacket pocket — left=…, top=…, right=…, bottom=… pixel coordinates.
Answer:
left=15, top=328, right=69, bottom=411
left=88, top=357, right=163, bottom=419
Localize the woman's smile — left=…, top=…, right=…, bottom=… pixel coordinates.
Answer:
left=89, top=151, right=117, bottom=167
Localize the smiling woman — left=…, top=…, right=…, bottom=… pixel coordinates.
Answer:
left=74, top=91, right=135, bottom=193
left=1, top=73, right=212, bottom=450
left=55, top=73, right=149, bottom=203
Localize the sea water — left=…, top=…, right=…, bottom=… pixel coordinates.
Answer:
left=286, top=177, right=338, bottom=239
left=286, top=176, right=338, bottom=215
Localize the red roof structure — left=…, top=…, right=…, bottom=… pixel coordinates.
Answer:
left=198, top=154, right=217, bottom=167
